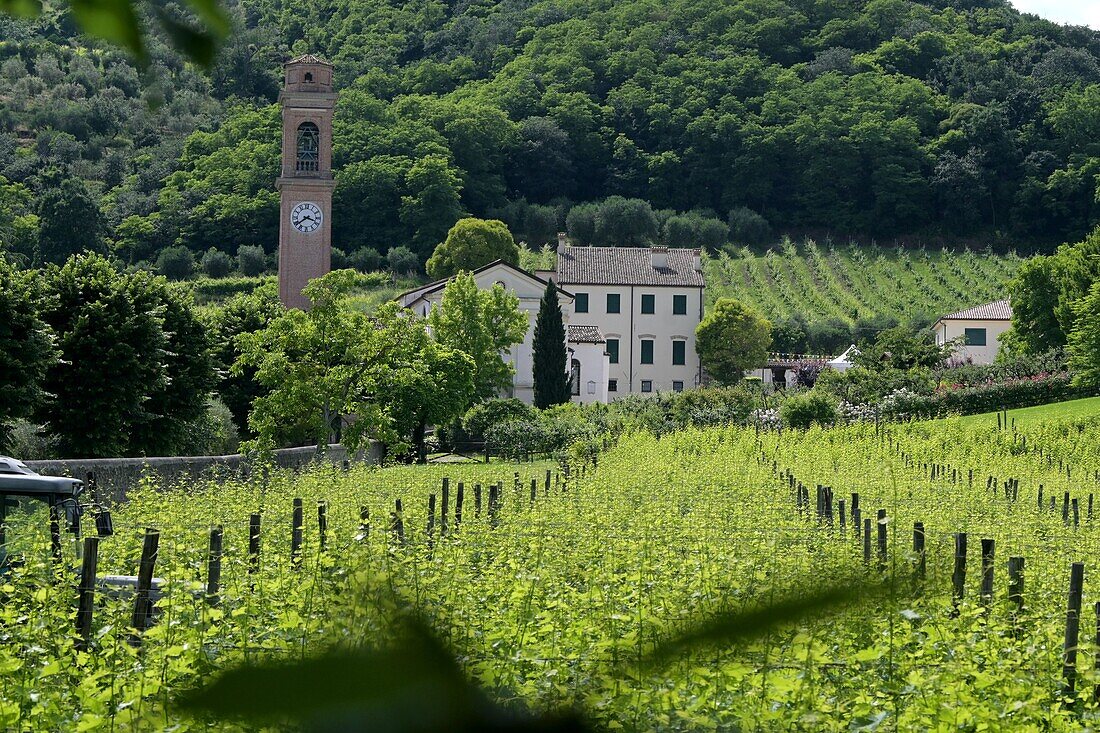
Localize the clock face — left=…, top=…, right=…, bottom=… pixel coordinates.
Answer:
left=291, top=202, right=323, bottom=233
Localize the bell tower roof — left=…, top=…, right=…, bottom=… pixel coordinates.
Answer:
left=283, top=53, right=334, bottom=94
left=285, top=53, right=332, bottom=67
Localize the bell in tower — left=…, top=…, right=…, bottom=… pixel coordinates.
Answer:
left=277, top=54, right=336, bottom=310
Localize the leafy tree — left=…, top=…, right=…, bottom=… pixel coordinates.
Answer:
left=426, top=218, right=519, bottom=279
left=566, top=203, right=598, bottom=245
left=377, top=312, right=476, bottom=462
left=202, top=247, right=234, bottom=278
left=347, top=247, right=382, bottom=273
left=853, top=325, right=949, bottom=372
left=1005, top=256, right=1065, bottom=354
left=157, top=245, right=197, bottom=280
left=236, top=270, right=476, bottom=455
left=728, top=207, right=772, bottom=246
left=33, top=254, right=215, bottom=457
left=522, top=204, right=559, bottom=246
left=510, top=117, right=575, bottom=203
left=428, top=272, right=528, bottom=401
left=532, top=281, right=571, bottom=409
left=238, top=245, right=268, bottom=276
left=235, top=270, right=391, bottom=451
left=595, top=197, right=658, bottom=247
left=386, top=246, right=419, bottom=275
left=1069, top=281, right=1100, bottom=388
left=695, top=298, right=772, bottom=385
left=0, top=257, right=55, bottom=452
left=37, top=177, right=104, bottom=264
left=128, top=279, right=218, bottom=455
left=400, top=155, right=464, bottom=260
left=207, top=282, right=283, bottom=437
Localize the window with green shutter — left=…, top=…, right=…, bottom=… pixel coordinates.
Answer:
left=640, top=339, right=654, bottom=364
left=606, top=338, right=619, bottom=364
left=574, top=293, right=588, bottom=313
left=964, top=328, right=987, bottom=346
left=606, top=293, right=620, bottom=313
left=641, top=294, right=655, bottom=314
left=672, top=340, right=686, bottom=365
left=673, top=294, right=687, bottom=315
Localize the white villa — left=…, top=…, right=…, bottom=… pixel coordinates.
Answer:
left=397, top=235, right=705, bottom=405
left=933, top=299, right=1013, bottom=365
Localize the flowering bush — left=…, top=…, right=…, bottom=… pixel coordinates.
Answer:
left=879, top=372, right=1096, bottom=420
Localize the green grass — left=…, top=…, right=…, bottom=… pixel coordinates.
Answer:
left=954, top=395, right=1100, bottom=428
left=705, top=240, right=1025, bottom=326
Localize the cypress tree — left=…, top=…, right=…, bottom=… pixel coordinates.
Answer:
left=532, top=280, right=571, bottom=408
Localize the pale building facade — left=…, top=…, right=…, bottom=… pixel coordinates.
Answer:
left=397, top=239, right=705, bottom=404
left=543, top=244, right=705, bottom=397
left=933, top=300, right=1012, bottom=365
left=397, top=261, right=578, bottom=405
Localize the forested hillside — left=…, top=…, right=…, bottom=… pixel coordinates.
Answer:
left=1, top=0, right=1098, bottom=270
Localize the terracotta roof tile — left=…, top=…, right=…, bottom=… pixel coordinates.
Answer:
left=567, top=324, right=605, bottom=344
left=557, top=246, right=704, bottom=287
left=940, top=299, right=1012, bottom=321
left=286, top=53, right=332, bottom=66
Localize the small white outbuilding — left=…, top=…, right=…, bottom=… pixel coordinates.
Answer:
left=932, top=300, right=1012, bottom=365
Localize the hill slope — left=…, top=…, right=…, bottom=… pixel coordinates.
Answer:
left=705, top=240, right=1022, bottom=350
left=1, top=0, right=1098, bottom=270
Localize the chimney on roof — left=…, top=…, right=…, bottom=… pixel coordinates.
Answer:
left=692, top=248, right=702, bottom=273
left=557, top=232, right=568, bottom=254
left=650, top=246, right=669, bottom=269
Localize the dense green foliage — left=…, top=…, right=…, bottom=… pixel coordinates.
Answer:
left=0, top=257, right=54, bottom=451
left=236, top=270, right=467, bottom=455
left=2, top=0, right=1099, bottom=279
left=425, top=217, right=518, bottom=279
left=7, top=410, right=1100, bottom=728
left=695, top=297, right=772, bottom=385
left=532, top=280, right=570, bottom=409
left=1007, top=226, right=1100, bottom=375
left=427, top=272, right=528, bottom=402
left=33, top=253, right=216, bottom=457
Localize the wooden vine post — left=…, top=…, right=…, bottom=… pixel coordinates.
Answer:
left=1063, top=562, right=1085, bottom=695
left=951, top=533, right=967, bottom=616
left=912, top=522, right=925, bottom=581
left=206, top=526, right=223, bottom=607
left=248, top=513, right=262, bottom=579
left=1008, top=556, right=1025, bottom=636
left=979, top=538, right=994, bottom=611
left=291, top=498, right=304, bottom=568
left=129, top=528, right=160, bottom=644
left=74, top=536, right=99, bottom=650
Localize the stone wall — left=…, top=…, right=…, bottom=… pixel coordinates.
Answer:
left=24, top=443, right=383, bottom=504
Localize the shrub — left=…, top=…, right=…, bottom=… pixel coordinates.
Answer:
left=330, top=247, right=349, bottom=270
left=780, top=390, right=839, bottom=429
left=879, top=372, right=1096, bottom=420
left=348, top=247, right=383, bottom=273
left=201, top=247, right=233, bottom=278
left=463, top=398, right=536, bottom=441
left=156, top=246, right=196, bottom=280
left=728, top=206, right=772, bottom=246
left=237, top=245, right=268, bottom=276
left=386, top=246, right=419, bottom=275
left=484, top=419, right=550, bottom=460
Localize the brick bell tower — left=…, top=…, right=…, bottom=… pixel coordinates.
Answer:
left=277, top=54, right=336, bottom=310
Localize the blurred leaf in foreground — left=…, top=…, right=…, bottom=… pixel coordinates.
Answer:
left=178, top=619, right=592, bottom=733
left=0, top=0, right=229, bottom=67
